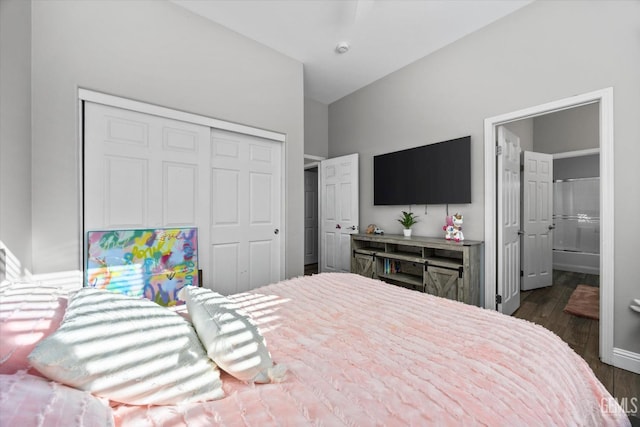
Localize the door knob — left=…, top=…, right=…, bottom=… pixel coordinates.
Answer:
left=548, top=225, right=556, bottom=230
left=348, top=225, right=358, bottom=231
left=517, top=230, right=524, bottom=235
left=336, top=224, right=341, bottom=229
left=274, top=228, right=279, bottom=234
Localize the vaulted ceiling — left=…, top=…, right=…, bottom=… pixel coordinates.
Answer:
left=172, top=0, right=533, bottom=104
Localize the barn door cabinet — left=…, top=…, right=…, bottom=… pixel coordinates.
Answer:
left=350, top=233, right=483, bottom=306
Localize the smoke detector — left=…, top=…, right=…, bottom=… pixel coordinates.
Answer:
left=335, top=42, right=350, bottom=54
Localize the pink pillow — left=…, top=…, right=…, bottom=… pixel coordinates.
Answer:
left=0, top=372, right=114, bottom=426
left=0, top=281, right=68, bottom=376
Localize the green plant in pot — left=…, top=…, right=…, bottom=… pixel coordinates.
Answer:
left=398, top=211, right=419, bottom=237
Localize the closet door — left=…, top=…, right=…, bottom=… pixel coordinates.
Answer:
left=209, top=129, right=282, bottom=295
left=84, top=102, right=210, bottom=284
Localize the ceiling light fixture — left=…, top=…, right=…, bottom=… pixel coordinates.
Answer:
left=335, top=42, right=350, bottom=54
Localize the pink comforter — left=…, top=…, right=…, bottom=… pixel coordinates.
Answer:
left=111, top=273, right=629, bottom=426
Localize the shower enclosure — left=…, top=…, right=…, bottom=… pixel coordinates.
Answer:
left=552, top=177, right=600, bottom=275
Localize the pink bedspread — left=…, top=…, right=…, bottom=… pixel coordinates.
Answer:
left=111, top=273, right=629, bottom=426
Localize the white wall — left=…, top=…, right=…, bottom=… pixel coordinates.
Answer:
left=30, top=0, right=304, bottom=279
left=304, top=97, right=329, bottom=158
left=502, top=103, right=598, bottom=157
left=504, top=118, right=533, bottom=152
left=554, top=155, right=599, bottom=181
left=329, top=1, right=640, bottom=354
left=534, top=103, right=599, bottom=154
left=0, top=0, right=32, bottom=279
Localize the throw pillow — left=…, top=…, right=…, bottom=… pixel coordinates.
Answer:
left=178, top=286, right=286, bottom=383
left=28, top=288, right=224, bottom=405
left=0, top=280, right=68, bottom=376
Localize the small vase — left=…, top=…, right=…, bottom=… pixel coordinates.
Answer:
left=403, top=228, right=412, bottom=237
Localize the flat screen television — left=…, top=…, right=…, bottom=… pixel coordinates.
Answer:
left=374, top=136, right=471, bottom=205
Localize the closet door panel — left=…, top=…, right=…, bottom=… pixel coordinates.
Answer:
left=84, top=102, right=210, bottom=284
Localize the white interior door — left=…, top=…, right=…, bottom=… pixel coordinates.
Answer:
left=210, top=129, right=282, bottom=295
left=521, top=151, right=554, bottom=290
left=84, top=102, right=210, bottom=282
left=319, top=154, right=359, bottom=273
left=497, top=126, right=521, bottom=315
left=304, top=169, right=318, bottom=265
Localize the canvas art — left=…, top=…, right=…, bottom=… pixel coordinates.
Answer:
left=86, top=228, right=198, bottom=306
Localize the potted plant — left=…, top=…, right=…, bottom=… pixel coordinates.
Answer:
left=397, top=211, right=419, bottom=237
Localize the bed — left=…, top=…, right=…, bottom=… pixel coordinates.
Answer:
left=0, top=273, right=631, bottom=426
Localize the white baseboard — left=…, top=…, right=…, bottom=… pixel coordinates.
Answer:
left=612, top=347, right=640, bottom=374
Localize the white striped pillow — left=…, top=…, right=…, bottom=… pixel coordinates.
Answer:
left=28, top=288, right=224, bottom=405
left=178, top=286, right=286, bottom=383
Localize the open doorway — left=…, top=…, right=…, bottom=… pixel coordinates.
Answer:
left=503, top=103, right=600, bottom=282
left=304, top=155, right=323, bottom=275
left=501, top=105, right=601, bottom=356
left=304, top=167, right=319, bottom=275
left=304, top=153, right=360, bottom=275
left=483, top=87, right=615, bottom=366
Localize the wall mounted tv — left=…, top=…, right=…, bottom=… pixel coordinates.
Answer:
left=374, top=136, right=471, bottom=205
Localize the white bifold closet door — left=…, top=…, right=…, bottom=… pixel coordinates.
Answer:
left=209, top=129, right=281, bottom=295
left=84, top=102, right=281, bottom=294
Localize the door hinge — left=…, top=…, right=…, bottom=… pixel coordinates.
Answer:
left=520, top=270, right=524, bottom=277
left=496, top=145, right=503, bottom=156
left=496, top=294, right=503, bottom=304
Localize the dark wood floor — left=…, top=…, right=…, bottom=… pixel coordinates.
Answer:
left=513, top=270, right=639, bottom=407
left=304, top=263, right=318, bottom=276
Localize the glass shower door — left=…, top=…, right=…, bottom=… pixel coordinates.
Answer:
left=553, top=177, right=600, bottom=255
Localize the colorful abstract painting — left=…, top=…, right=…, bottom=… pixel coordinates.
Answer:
left=86, top=228, right=198, bottom=306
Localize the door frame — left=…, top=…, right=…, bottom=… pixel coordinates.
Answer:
left=78, top=88, right=287, bottom=284
left=304, top=154, right=326, bottom=170
left=484, top=87, right=614, bottom=364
